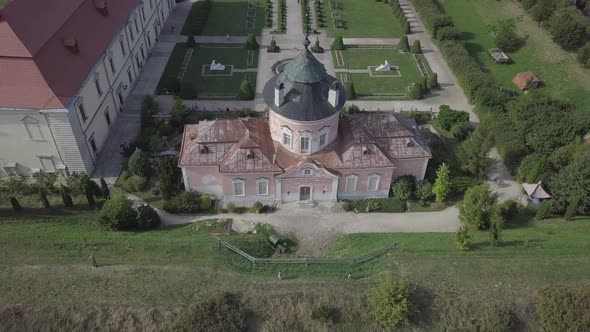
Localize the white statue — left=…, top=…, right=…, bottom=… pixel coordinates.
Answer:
left=210, top=60, right=225, bottom=71
left=375, top=60, right=391, bottom=72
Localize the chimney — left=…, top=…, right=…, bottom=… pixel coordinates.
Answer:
left=274, top=82, right=285, bottom=107
left=63, top=38, right=80, bottom=54
left=93, top=0, right=108, bottom=16
left=328, top=81, right=339, bottom=107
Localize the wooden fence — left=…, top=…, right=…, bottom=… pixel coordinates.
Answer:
left=216, top=237, right=399, bottom=265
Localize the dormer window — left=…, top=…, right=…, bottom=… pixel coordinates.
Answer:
left=362, top=146, right=370, bottom=155
left=300, top=136, right=310, bottom=154
left=282, top=127, right=293, bottom=147
left=406, top=139, right=415, bottom=147
left=63, top=38, right=80, bottom=54
left=303, top=169, right=312, bottom=176
left=246, top=150, right=254, bottom=159
left=200, top=145, right=209, bottom=154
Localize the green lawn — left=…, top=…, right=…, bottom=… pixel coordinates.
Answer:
left=333, top=47, right=427, bottom=98
left=440, top=0, right=590, bottom=110
left=325, top=0, right=403, bottom=38
left=1, top=211, right=589, bottom=329
left=156, top=43, right=258, bottom=99
left=0, top=0, right=10, bottom=9
left=183, top=0, right=267, bottom=36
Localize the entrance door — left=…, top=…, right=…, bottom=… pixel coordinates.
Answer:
left=299, top=186, right=311, bottom=201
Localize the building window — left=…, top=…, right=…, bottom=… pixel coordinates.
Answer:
left=141, top=5, right=146, bottom=21
left=120, top=37, right=127, bottom=56
left=78, top=103, right=87, bottom=122
left=319, top=133, right=327, bottom=146
left=127, top=68, right=134, bottom=83
left=303, top=169, right=312, bottom=176
left=89, top=136, right=97, bottom=152
left=109, top=56, right=116, bottom=74
left=257, top=179, right=269, bottom=195
left=147, top=33, right=151, bottom=48
left=368, top=174, right=381, bottom=192
left=300, top=136, right=310, bottom=153
left=282, top=132, right=292, bottom=146
left=150, top=0, right=154, bottom=9
left=233, top=179, right=245, bottom=196
left=345, top=175, right=358, bottom=193
left=129, top=24, right=135, bottom=40
left=38, top=156, right=56, bottom=172
left=136, top=55, right=141, bottom=69
left=94, top=74, right=102, bottom=96
left=140, top=45, right=145, bottom=60
left=3, top=164, right=17, bottom=176
left=22, top=117, right=44, bottom=141
left=134, top=17, right=139, bottom=34
left=104, top=108, right=111, bottom=126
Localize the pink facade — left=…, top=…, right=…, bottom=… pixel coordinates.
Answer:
left=269, top=111, right=340, bottom=155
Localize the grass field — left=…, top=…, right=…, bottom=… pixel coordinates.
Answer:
left=1, top=210, right=589, bottom=329
left=183, top=0, right=266, bottom=36
left=156, top=43, right=257, bottom=99
left=440, top=0, right=590, bottom=111
left=325, top=0, right=402, bottom=38
left=333, top=47, right=427, bottom=98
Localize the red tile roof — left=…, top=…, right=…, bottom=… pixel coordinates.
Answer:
left=0, top=0, right=138, bottom=109
left=512, top=71, right=541, bottom=91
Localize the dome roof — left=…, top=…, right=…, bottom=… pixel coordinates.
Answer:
left=262, top=36, right=347, bottom=122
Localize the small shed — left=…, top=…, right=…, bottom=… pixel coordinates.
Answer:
left=520, top=181, right=551, bottom=206
left=488, top=48, right=509, bottom=64
left=512, top=71, right=541, bottom=91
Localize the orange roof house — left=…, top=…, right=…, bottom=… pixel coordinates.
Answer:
left=512, top=71, right=541, bottom=91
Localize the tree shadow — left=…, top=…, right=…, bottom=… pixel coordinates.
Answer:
left=461, top=31, right=476, bottom=41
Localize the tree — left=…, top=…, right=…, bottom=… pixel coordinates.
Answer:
left=457, top=125, right=494, bottom=177
left=199, top=195, right=213, bottom=211
left=436, top=26, right=462, bottom=41
left=411, top=40, right=421, bottom=54
left=158, top=156, right=183, bottom=200
left=547, top=10, right=586, bottom=51
left=10, top=197, right=22, bottom=211
left=577, top=44, right=590, bottom=68
left=331, top=36, right=345, bottom=50
left=100, top=177, right=110, bottom=198
left=420, top=76, right=428, bottom=92
left=431, top=14, right=454, bottom=37
left=128, top=148, right=148, bottom=177
left=311, top=37, right=324, bottom=53
left=136, top=205, right=161, bottom=230
left=267, top=37, right=280, bottom=53
left=98, top=189, right=138, bottom=230
left=450, top=121, right=474, bottom=141
left=536, top=200, right=552, bottom=220
left=60, top=184, right=74, bottom=207
left=530, top=0, right=555, bottom=23
left=239, top=79, right=255, bottom=100
left=415, top=180, right=433, bottom=205
left=369, top=275, right=415, bottom=327
left=459, top=183, right=498, bottom=230
left=39, top=188, right=50, bottom=209
left=403, top=21, right=411, bottom=34
left=489, top=206, right=504, bottom=246
left=66, top=173, right=97, bottom=206
left=516, top=154, right=547, bottom=183
left=433, top=163, right=451, bottom=202
left=494, top=19, right=522, bottom=52
left=187, top=34, right=196, bottom=47
left=455, top=225, right=471, bottom=251
left=399, top=35, right=410, bottom=52
left=33, top=172, right=58, bottom=194
left=245, top=33, right=259, bottom=50
left=550, top=150, right=590, bottom=216
left=408, top=82, right=423, bottom=99
left=436, top=105, right=470, bottom=130
left=170, top=97, right=189, bottom=127
left=0, top=176, right=30, bottom=211
left=345, top=81, right=357, bottom=99
left=427, top=73, right=438, bottom=89
left=392, top=177, right=414, bottom=202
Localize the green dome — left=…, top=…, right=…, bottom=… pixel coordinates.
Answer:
left=279, top=48, right=327, bottom=84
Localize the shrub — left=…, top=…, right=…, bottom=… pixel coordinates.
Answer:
left=311, top=37, right=324, bottom=53
left=163, top=192, right=200, bottom=213
left=459, top=183, right=498, bottom=230
left=128, top=148, right=148, bottom=176
left=455, top=225, right=471, bottom=251
left=433, top=163, right=451, bottom=202
left=415, top=180, right=434, bottom=204
left=427, top=72, right=438, bottom=89
left=436, top=26, right=462, bottom=41
left=199, top=195, right=212, bottom=211
left=226, top=202, right=236, bottom=213
left=577, top=43, right=590, bottom=68
left=331, top=36, right=345, bottom=50
left=547, top=10, right=586, bottom=51
left=482, top=305, right=512, bottom=332
left=239, top=79, right=255, bottom=100
left=136, top=205, right=161, bottom=230
left=369, top=275, right=415, bottom=327
left=401, top=111, right=431, bottom=125
left=311, top=304, right=339, bottom=324
left=252, top=201, right=263, bottom=213
left=408, top=82, right=423, bottom=99
left=100, top=177, right=110, bottom=198
left=158, top=123, right=175, bottom=137
left=403, top=21, right=411, bottom=34
left=392, top=177, right=414, bottom=202
left=119, top=175, right=147, bottom=193
left=399, top=35, right=410, bottom=52
left=411, top=40, right=422, bottom=54
left=345, top=81, right=357, bottom=99
left=536, top=285, right=590, bottom=331
left=267, top=37, right=280, bottom=53
left=449, top=176, right=482, bottom=195
left=494, top=19, right=522, bottom=52
left=498, top=200, right=518, bottom=220
left=158, top=156, right=183, bottom=199
left=450, top=121, right=474, bottom=141
left=436, top=105, right=470, bottom=131
left=141, top=95, right=159, bottom=113
left=516, top=153, right=547, bottom=183
left=245, top=33, right=259, bottom=50
left=98, top=189, right=138, bottom=230
left=535, top=200, right=552, bottom=220
left=173, top=293, right=248, bottom=332
left=365, top=199, right=381, bottom=212
left=170, top=97, right=189, bottom=127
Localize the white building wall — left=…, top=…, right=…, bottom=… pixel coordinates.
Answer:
left=0, top=0, right=176, bottom=177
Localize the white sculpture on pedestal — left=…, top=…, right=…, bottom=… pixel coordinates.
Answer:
left=210, top=60, right=226, bottom=71
left=375, top=60, right=391, bottom=72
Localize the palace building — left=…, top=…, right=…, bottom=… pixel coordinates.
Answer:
left=179, top=37, right=432, bottom=204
